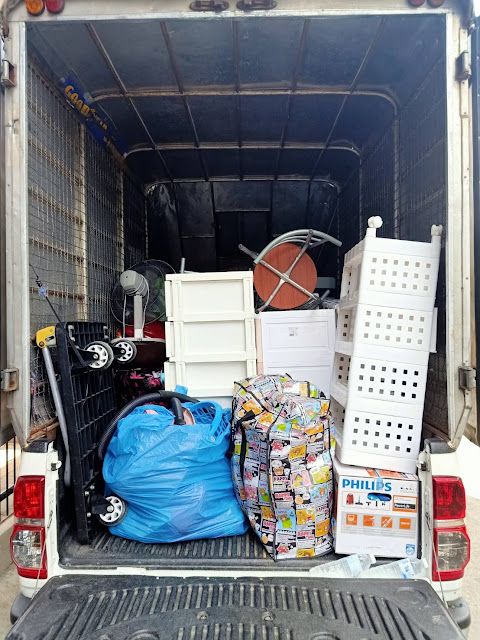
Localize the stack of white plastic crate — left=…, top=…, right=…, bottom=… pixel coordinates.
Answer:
left=330, top=217, right=442, bottom=473
left=164, top=272, right=257, bottom=407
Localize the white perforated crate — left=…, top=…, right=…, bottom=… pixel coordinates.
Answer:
left=330, top=397, right=421, bottom=474
left=340, top=217, right=442, bottom=311
left=165, top=271, right=255, bottom=322
left=335, top=304, right=436, bottom=363
left=331, top=354, right=428, bottom=420
left=330, top=217, right=442, bottom=472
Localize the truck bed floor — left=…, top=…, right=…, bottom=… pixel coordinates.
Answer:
left=60, top=528, right=340, bottom=571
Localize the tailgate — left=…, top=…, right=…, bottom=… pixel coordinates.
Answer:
left=7, top=575, right=463, bottom=640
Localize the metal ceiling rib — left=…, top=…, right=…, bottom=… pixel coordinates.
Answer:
left=159, top=21, right=209, bottom=181
left=309, top=17, right=387, bottom=180
left=86, top=24, right=173, bottom=182
left=90, top=87, right=398, bottom=105
left=273, top=19, right=310, bottom=180
left=232, top=20, right=243, bottom=180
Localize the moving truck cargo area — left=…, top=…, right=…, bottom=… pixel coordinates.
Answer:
left=0, top=1, right=476, bottom=638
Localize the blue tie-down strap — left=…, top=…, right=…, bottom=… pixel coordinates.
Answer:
left=103, top=403, right=247, bottom=543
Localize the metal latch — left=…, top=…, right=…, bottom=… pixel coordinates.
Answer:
left=236, top=0, right=277, bottom=9
left=1, top=368, right=19, bottom=392
left=190, top=0, right=229, bottom=10
left=456, top=51, right=471, bottom=82
left=459, top=365, right=476, bottom=390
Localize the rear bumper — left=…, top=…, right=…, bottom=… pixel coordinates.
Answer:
left=447, top=597, right=471, bottom=633
left=10, top=592, right=31, bottom=625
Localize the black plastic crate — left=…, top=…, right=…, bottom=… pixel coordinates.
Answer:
left=55, top=322, right=117, bottom=543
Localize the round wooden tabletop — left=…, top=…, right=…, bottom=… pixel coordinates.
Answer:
left=253, top=243, right=317, bottom=310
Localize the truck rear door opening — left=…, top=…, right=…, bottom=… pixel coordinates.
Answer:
left=1, top=1, right=474, bottom=637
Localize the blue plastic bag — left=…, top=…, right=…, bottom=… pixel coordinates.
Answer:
left=102, top=402, right=247, bottom=543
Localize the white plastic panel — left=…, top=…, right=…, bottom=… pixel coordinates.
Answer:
left=166, top=318, right=256, bottom=362
left=259, top=310, right=335, bottom=395
left=165, top=272, right=254, bottom=322
left=164, top=359, right=257, bottom=407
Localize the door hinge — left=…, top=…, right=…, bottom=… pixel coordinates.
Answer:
left=236, top=0, right=277, bottom=10
left=1, top=37, right=16, bottom=88
left=189, top=0, right=229, bottom=11
left=456, top=51, right=471, bottom=82
left=1, top=368, right=19, bottom=392
left=1, top=58, right=16, bottom=87
left=459, top=365, right=476, bottom=390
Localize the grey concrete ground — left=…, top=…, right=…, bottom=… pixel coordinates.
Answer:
left=0, top=564, right=17, bottom=639
left=463, top=496, right=480, bottom=638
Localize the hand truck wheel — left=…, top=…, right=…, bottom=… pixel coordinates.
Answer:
left=97, top=495, right=127, bottom=526
left=111, top=338, right=137, bottom=364
left=85, top=341, right=114, bottom=370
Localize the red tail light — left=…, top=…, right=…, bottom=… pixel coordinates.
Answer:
left=10, top=524, right=47, bottom=579
left=408, top=0, right=425, bottom=6
left=432, top=476, right=470, bottom=582
left=432, top=476, right=466, bottom=520
left=14, top=476, right=45, bottom=520
left=45, top=0, right=65, bottom=13
left=11, top=476, right=47, bottom=579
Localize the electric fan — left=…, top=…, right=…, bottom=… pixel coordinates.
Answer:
left=110, top=259, right=174, bottom=366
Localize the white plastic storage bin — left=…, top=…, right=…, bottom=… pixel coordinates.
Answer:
left=164, top=271, right=257, bottom=406
left=164, top=360, right=257, bottom=408
left=340, top=217, right=442, bottom=312
left=257, top=309, right=335, bottom=395
left=331, top=217, right=442, bottom=473
left=165, top=317, right=256, bottom=362
left=330, top=398, right=422, bottom=474
left=165, top=271, right=255, bottom=322
left=331, top=354, right=429, bottom=420
left=335, top=304, right=436, bottom=363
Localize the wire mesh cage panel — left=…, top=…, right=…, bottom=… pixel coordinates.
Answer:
left=27, top=60, right=147, bottom=436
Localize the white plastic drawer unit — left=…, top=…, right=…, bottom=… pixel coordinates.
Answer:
left=257, top=310, right=336, bottom=396
left=164, top=272, right=257, bottom=405
left=164, top=360, right=257, bottom=404
left=165, top=272, right=255, bottom=322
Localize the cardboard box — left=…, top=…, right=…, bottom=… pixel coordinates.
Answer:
left=332, top=457, right=419, bottom=558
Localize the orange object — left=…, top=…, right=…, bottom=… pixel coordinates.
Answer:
left=253, top=243, right=317, bottom=310
left=399, top=518, right=412, bottom=530
left=363, top=515, right=375, bottom=527
left=381, top=517, right=393, bottom=529
left=25, top=0, right=45, bottom=15
left=346, top=514, right=358, bottom=526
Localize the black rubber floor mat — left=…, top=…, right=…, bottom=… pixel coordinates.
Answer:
left=7, top=575, right=463, bottom=640
left=60, top=528, right=341, bottom=570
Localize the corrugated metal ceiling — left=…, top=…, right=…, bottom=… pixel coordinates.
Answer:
left=28, top=14, right=444, bottom=185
